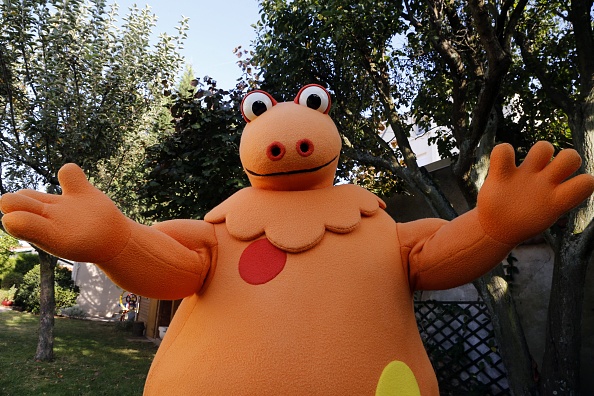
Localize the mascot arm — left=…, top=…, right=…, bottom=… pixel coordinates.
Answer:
left=397, top=142, right=594, bottom=291
left=1, top=164, right=213, bottom=300
left=96, top=218, right=216, bottom=300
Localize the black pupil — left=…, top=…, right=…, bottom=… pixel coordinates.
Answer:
left=252, top=100, right=267, bottom=116
left=306, top=94, right=322, bottom=110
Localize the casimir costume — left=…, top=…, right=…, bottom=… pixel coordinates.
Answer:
left=2, top=84, right=593, bottom=395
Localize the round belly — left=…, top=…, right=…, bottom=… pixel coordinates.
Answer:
left=143, top=224, right=438, bottom=395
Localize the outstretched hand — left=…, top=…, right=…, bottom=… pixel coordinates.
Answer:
left=478, top=141, right=594, bottom=245
left=1, top=164, right=131, bottom=263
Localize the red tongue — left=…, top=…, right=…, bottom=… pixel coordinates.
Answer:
left=239, top=239, right=287, bottom=285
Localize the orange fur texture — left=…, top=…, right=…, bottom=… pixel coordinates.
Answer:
left=2, top=85, right=594, bottom=395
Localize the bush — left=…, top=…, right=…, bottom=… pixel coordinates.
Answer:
left=14, top=265, right=80, bottom=314
left=0, top=231, right=19, bottom=274
left=0, top=285, right=17, bottom=302
left=1, top=271, right=23, bottom=289
left=55, top=286, right=79, bottom=310
left=14, top=266, right=41, bottom=313
left=14, top=253, right=39, bottom=275
left=55, top=266, right=79, bottom=292
left=60, top=305, right=87, bottom=319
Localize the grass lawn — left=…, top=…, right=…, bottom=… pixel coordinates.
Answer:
left=0, top=310, right=157, bottom=395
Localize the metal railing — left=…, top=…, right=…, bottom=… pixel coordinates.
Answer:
left=414, top=300, right=510, bottom=395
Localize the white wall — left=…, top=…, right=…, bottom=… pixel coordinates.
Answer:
left=72, top=262, right=123, bottom=318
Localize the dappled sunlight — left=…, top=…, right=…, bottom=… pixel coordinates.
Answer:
left=1, top=310, right=156, bottom=395
left=486, top=276, right=509, bottom=302
left=73, top=262, right=123, bottom=318
left=1, top=310, right=38, bottom=328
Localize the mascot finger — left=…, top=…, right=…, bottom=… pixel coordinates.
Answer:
left=488, top=143, right=516, bottom=181
left=17, top=189, right=61, bottom=204
left=1, top=193, right=46, bottom=216
left=1, top=211, right=55, bottom=247
left=520, top=141, right=554, bottom=173
left=553, top=174, right=594, bottom=214
left=543, top=148, right=583, bottom=185
left=58, top=163, right=96, bottom=195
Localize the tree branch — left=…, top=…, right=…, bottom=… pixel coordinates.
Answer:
left=568, top=0, right=594, bottom=94
left=452, top=0, right=520, bottom=181
left=0, top=44, right=20, bottom=145
left=514, top=31, right=574, bottom=114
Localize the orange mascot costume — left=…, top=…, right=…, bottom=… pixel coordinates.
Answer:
left=2, top=84, right=594, bottom=395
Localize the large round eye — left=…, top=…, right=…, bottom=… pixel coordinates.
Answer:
left=295, top=84, right=331, bottom=114
left=241, top=90, right=277, bottom=122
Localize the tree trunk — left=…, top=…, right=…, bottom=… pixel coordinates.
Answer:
left=35, top=249, right=56, bottom=362
left=474, top=266, right=539, bottom=396
left=539, top=94, right=594, bottom=394
left=540, top=237, right=590, bottom=395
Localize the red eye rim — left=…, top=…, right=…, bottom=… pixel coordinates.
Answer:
left=241, top=90, right=278, bottom=122
left=294, top=84, right=331, bottom=114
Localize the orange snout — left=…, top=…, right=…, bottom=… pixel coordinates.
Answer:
left=266, top=139, right=315, bottom=162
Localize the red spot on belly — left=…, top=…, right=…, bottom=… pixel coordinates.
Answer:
left=239, top=239, right=287, bottom=285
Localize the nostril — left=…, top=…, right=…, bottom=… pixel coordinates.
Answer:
left=296, top=139, right=314, bottom=157
left=266, top=142, right=286, bottom=161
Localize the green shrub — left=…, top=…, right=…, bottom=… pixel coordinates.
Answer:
left=0, top=285, right=17, bottom=302
left=55, top=286, right=79, bottom=310
left=1, top=271, right=23, bottom=289
left=14, top=264, right=80, bottom=314
left=0, top=231, right=19, bottom=273
left=14, top=253, right=39, bottom=275
left=55, top=266, right=79, bottom=292
left=14, top=266, right=41, bottom=313
left=60, top=305, right=88, bottom=319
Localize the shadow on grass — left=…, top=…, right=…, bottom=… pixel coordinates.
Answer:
left=0, top=310, right=157, bottom=396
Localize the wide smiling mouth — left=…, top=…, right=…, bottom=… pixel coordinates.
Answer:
left=245, top=155, right=338, bottom=177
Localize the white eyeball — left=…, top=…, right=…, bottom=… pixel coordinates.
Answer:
left=296, top=85, right=331, bottom=114
left=241, top=91, right=276, bottom=122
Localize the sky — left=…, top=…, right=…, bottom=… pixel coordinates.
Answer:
left=115, top=0, right=261, bottom=89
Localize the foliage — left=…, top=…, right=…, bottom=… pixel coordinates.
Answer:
left=0, top=0, right=187, bottom=209
left=0, top=231, right=18, bottom=274
left=139, top=77, right=249, bottom=220
left=14, top=265, right=41, bottom=312
left=13, top=253, right=40, bottom=275
left=54, top=283, right=78, bottom=310
left=55, top=266, right=77, bottom=290
left=1, top=270, right=23, bottom=289
left=59, top=305, right=87, bottom=319
left=14, top=265, right=79, bottom=314
left=0, top=284, right=17, bottom=302
left=0, top=310, right=156, bottom=395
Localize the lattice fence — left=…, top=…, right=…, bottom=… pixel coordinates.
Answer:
left=414, top=300, right=510, bottom=395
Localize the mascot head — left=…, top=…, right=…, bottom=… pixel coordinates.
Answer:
left=239, top=84, right=342, bottom=191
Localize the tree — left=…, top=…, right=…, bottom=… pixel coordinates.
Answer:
left=0, top=230, right=18, bottom=275
left=0, top=0, right=187, bottom=361
left=512, top=2, right=594, bottom=393
left=139, top=76, right=249, bottom=221
left=177, top=64, right=199, bottom=97
left=14, top=263, right=79, bottom=314
left=250, top=0, right=593, bottom=394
